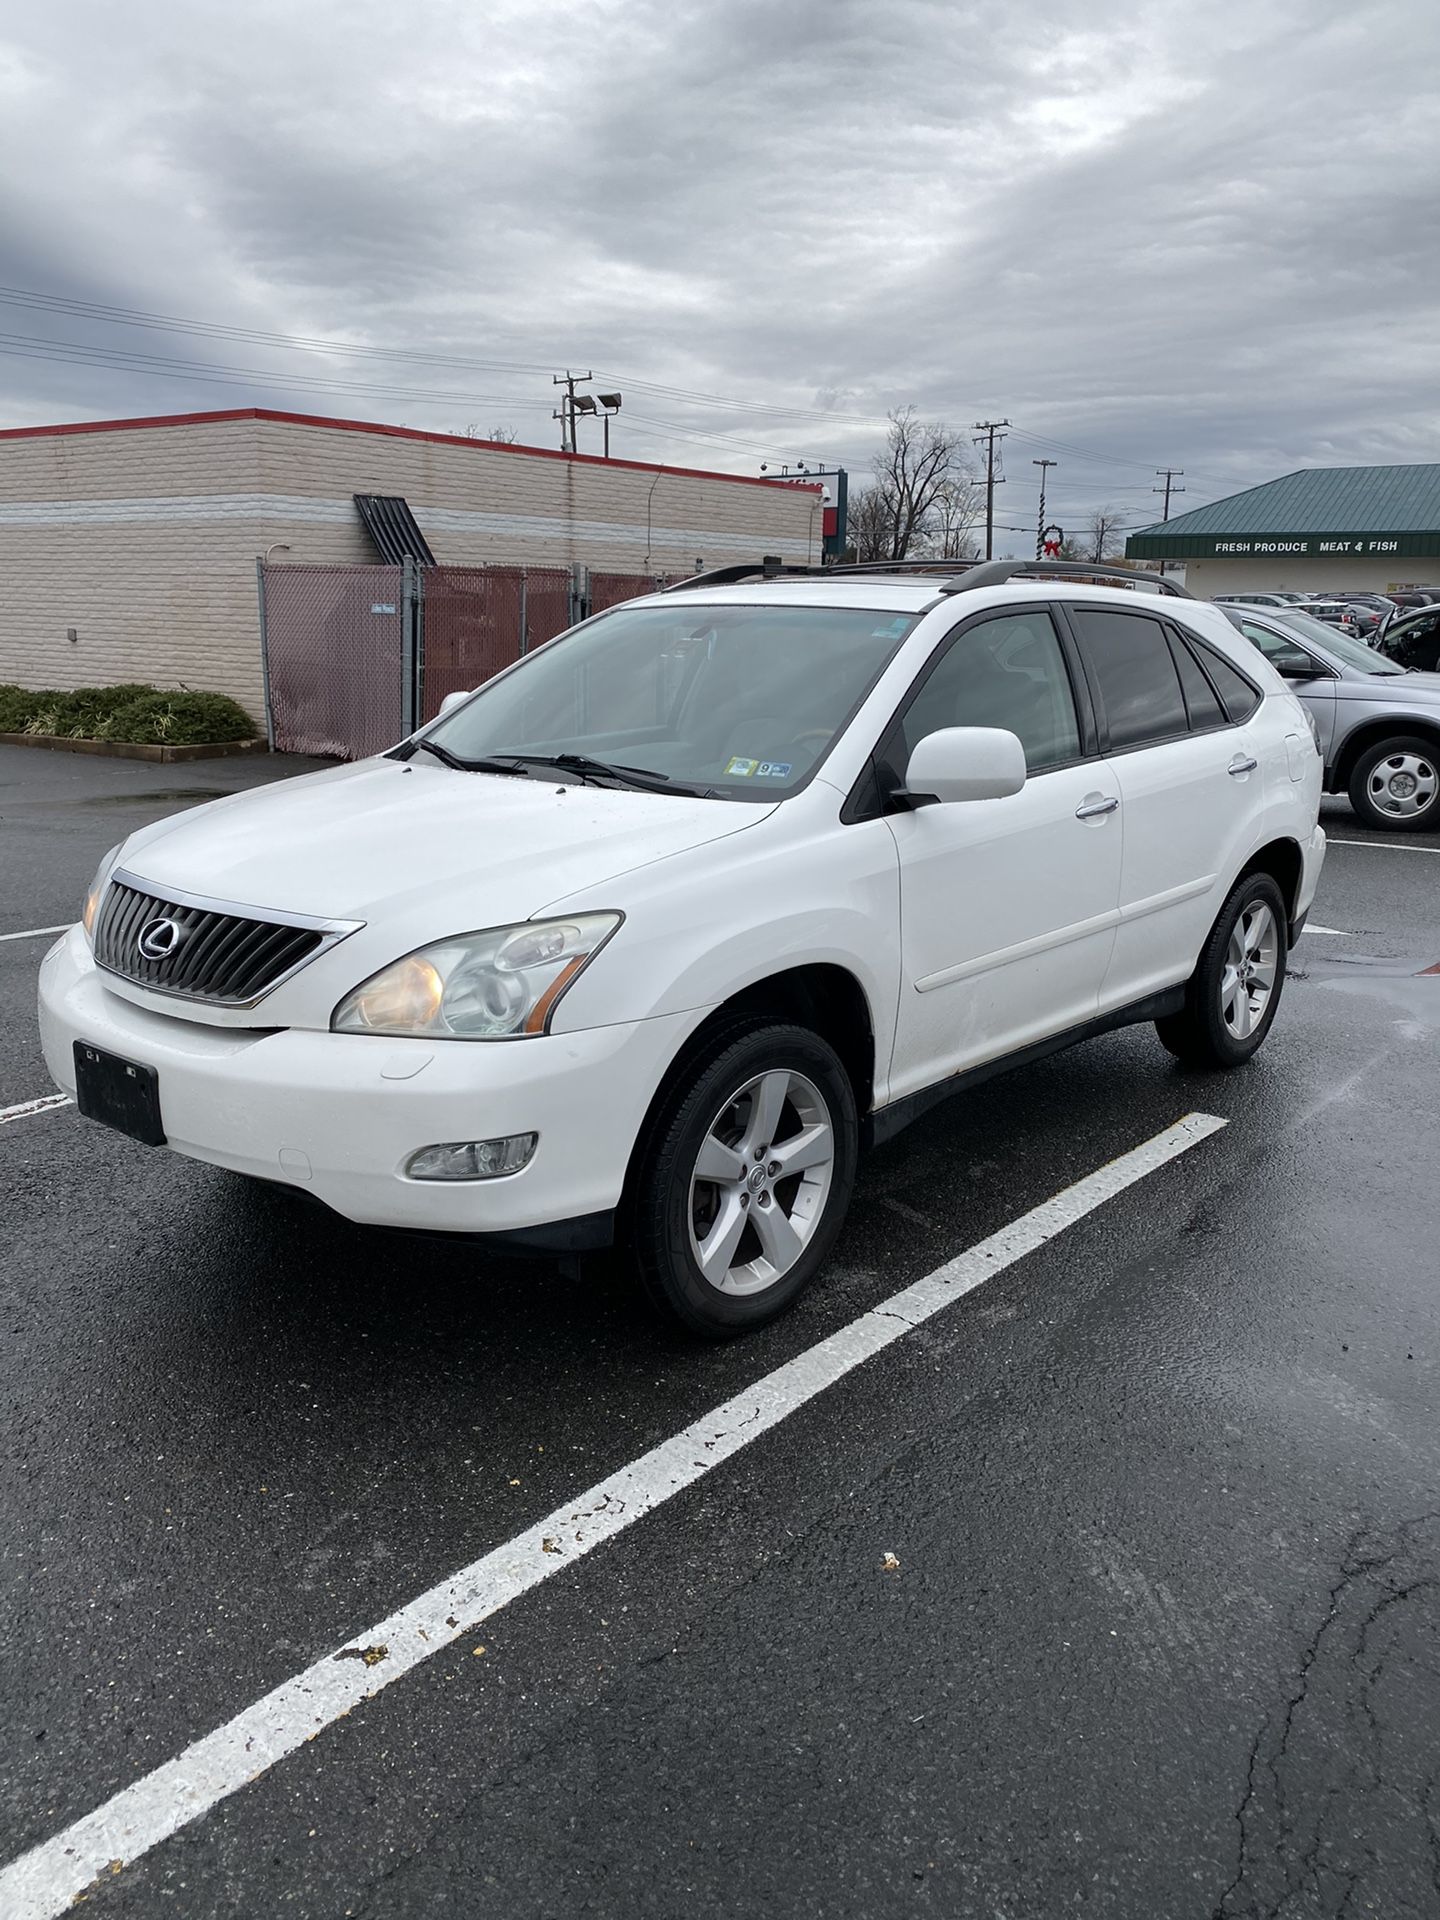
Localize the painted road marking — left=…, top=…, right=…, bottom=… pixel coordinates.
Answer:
left=0, top=1112, right=1226, bottom=1920
left=1304, top=924, right=1352, bottom=936
left=0, top=925, right=68, bottom=944
left=0, top=1094, right=70, bottom=1127
left=1328, top=838, right=1440, bottom=853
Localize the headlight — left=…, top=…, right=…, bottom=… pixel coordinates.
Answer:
left=82, top=844, right=123, bottom=943
left=332, top=914, right=622, bottom=1040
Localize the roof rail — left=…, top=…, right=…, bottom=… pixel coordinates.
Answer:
left=938, top=559, right=1194, bottom=599
left=666, top=555, right=980, bottom=592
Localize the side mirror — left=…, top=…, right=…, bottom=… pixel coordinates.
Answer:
left=1274, top=653, right=1319, bottom=680
left=902, top=726, right=1027, bottom=805
left=438, top=689, right=474, bottom=718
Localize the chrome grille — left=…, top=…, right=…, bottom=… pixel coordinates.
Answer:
left=93, top=875, right=349, bottom=1007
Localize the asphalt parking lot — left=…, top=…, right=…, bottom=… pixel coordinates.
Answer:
left=4, top=740, right=1439, bottom=1920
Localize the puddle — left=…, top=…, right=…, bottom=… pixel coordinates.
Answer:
left=80, top=789, right=230, bottom=807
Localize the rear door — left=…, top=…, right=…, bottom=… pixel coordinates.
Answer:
left=1064, top=604, right=1268, bottom=1012
left=881, top=605, right=1123, bottom=1099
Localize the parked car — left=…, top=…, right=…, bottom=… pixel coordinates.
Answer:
left=1212, top=592, right=1311, bottom=608
left=1221, top=604, right=1440, bottom=830
left=1377, top=603, right=1440, bottom=673
left=1384, top=589, right=1440, bottom=613
left=1301, top=598, right=1373, bottom=639
left=40, top=561, right=1324, bottom=1336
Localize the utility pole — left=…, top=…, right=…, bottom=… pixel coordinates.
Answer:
left=552, top=369, right=593, bottom=453
left=974, top=419, right=1010, bottom=560
left=1154, top=468, right=1184, bottom=576
left=1032, top=458, right=1058, bottom=560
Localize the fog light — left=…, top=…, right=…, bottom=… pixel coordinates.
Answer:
left=405, top=1134, right=537, bottom=1181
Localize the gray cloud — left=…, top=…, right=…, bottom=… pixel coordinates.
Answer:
left=1, top=0, right=1437, bottom=543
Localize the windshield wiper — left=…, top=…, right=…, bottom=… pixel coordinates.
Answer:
left=507, top=752, right=699, bottom=795
left=412, top=739, right=533, bottom=776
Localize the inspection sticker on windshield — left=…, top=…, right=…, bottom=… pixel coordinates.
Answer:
left=725, top=756, right=791, bottom=778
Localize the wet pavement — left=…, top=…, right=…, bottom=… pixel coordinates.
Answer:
left=3, top=743, right=1439, bottom=1918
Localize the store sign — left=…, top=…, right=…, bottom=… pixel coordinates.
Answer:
left=1128, top=527, right=1440, bottom=560
left=1211, top=536, right=1402, bottom=556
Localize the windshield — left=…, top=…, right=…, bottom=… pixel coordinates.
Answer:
left=1270, top=608, right=1405, bottom=673
left=419, top=601, right=921, bottom=798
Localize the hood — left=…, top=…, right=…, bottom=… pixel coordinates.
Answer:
left=119, top=756, right=772, bottom=928
left=1335, top=669, right=1440, bottom=704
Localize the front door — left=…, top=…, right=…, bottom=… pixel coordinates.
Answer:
left=882, top=607, right=1123, bottom=1101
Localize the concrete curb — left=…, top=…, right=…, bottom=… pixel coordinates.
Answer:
left=0, top=733, right=268, bottom=764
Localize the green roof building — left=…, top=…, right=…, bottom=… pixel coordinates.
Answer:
left=1126, top=465, right=1440, bottom=597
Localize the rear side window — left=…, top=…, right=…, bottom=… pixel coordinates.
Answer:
left=1166, top=629, right=1227, bottom=729
left=1191, top=639, right=1262, bottom=722
left=1069, top=608, right=1188, bottom=750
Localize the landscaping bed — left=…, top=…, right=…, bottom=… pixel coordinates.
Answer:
left=0, top=684, right=263, bottom=760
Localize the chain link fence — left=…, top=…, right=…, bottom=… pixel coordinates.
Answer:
left=258, top=561, right=679, bottom=758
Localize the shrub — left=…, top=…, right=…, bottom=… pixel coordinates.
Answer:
left=0, top=684, right=41, bottom=733
left=0, top=683, right=257, bottom=745
left=95, top=690, right=256, bottom=745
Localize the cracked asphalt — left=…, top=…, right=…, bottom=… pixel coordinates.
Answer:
left=3, top=742, right=1440, bottom=1919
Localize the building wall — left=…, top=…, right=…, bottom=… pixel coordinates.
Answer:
left=0, top=418, right=268, bottom=716
left=0, top=412, right=822, bottom=719
left=1180, top=553, right=1440, bottom=599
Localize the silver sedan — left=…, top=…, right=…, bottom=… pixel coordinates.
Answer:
left=1221, top=603, right=1440, bottom=832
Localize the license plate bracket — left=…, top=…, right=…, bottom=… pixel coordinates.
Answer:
left=73, top=1042, right=166, bottom=1147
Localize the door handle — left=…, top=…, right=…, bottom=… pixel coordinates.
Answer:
left=1075, top=795, right=1119, bottom=819
left=1228, top=754, right=1259, bottom=776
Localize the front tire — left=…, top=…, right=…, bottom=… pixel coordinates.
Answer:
left=1347, top=734, right=1440, bottom=831
left=630, top=1021, right=858, bottom=1337
left=1156, top=872, right=1288, bottom=1069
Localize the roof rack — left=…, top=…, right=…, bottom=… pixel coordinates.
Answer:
left=665, top=555, right=970, bottom=592
left=939, top=559, right=1193, bottom=598
left=664, top=556, right=1193, bottom=599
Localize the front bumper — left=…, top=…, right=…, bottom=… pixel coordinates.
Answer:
left=39, top=929, right=704, bottom=1236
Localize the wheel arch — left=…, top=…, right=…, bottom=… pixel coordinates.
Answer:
left=1237, top=837, right=1306, bottom=940
left=618, top=962, right=877, bottom=1215
left=1332, top=715, right=1440, bottom=793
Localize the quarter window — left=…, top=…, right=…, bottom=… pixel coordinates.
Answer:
left=1166, top=629, right=1227, bottom=730
left=1193, top=640, right=1262, bottom=721
left=897, top=610, right=1081, bottom=774
left=1070, top=608, right=1188, bottom=750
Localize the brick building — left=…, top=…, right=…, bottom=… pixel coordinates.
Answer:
left=0, top=409, right=823, bottom=722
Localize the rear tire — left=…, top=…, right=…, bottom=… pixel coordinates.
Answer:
left=629, top=1020, right=858, bottom=1338
left=1347, top=734, right=1440, bottom=832
left=1156, top=872, right=1288, bottom=1069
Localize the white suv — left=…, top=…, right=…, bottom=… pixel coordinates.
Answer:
left=40, top=561, right=1325, bottom=1336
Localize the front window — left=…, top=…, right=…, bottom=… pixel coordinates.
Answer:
left=418, top=601, right=921, bottom=798
left=1268, top=610, right=1405, bottom=674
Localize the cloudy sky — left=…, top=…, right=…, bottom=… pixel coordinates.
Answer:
left=1, top=0, right=1437, bottom=547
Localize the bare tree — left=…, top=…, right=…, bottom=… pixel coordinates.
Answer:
left=923, top=476, right=982, bottom=561
left=846, top=483, right=896, bottom=563
left=460, top=422, right=520, bottom=443
left=1084, top=506, right=1127, bottom=562
left=848, top=408, right=974, bottom=562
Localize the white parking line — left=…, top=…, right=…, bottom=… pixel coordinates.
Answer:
left=0, top=925, right=68, bottom=944
left=0, top=1110, right=1225, bottom=1920
left=1328, top=838, right=1440, bottom=853
left=0, top=1094, right=70, bottom=1127
left=1304, top=924, right=1353, bottom=937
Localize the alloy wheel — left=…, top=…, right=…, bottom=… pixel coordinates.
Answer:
left=687, top=1069, right=835, bottom=1296
left=1219, top=900, right=1279, bottom=1041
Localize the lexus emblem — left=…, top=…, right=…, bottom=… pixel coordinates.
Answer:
left=137, top=916, right=184, bottom=960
